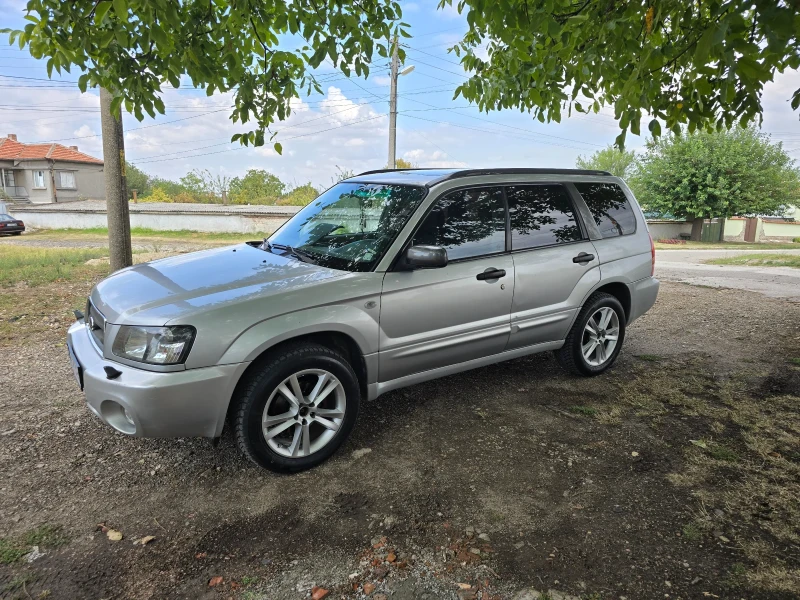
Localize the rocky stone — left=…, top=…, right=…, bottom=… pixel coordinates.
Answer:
left=362, top=582, right=376, bottom=595
left=311, top=587, right=329, bottom=600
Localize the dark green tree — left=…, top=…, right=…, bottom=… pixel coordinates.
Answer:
left=632, top=128, right=800, bottom=240
left=3, top=0, right=408, bottom=153
left=447, top=0, right=800, bottom=146
left=124, top=161, right=151, bottom=198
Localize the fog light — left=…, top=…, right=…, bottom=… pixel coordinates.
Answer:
left=123, top=408, right=135, bottom=425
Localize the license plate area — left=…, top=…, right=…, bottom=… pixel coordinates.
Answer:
left=68, top=342, right=84, bottom=391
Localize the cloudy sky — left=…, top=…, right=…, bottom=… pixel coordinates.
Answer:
left=2, top=0, right=800, bottom=189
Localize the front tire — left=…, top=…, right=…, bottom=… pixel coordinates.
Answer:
left=232, top=343, right=360, bottom=473
left=556, top=292, right=626, bottom=376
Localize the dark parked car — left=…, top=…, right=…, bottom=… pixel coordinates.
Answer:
left=0, top=214, right=24, bottom=235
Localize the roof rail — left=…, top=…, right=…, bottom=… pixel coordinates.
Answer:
left=353, top=167, right=613, bottom=180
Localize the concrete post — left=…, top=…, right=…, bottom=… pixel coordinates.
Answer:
left=387, top=35, right=399, bottom=169
left=100, top=87, right=133, bottom=271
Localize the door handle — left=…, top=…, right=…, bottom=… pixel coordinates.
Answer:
left=476, top=268, right=506, bottom=280
left=572, top=252, right=595, bottom=264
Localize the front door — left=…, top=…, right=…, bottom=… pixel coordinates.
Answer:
left=503, top=184, right=601, bottom=350
left=379, top=186, right=514, bottom=383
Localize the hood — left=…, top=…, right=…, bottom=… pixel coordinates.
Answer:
left=91, top=243, right=344, bottom=324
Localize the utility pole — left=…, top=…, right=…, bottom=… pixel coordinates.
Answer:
left=387, top=34, right=399, bottom=169
left=100, top=87, right=133, bottom=271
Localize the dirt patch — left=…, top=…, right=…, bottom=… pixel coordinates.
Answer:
left=0, top=281, right=799, bottom=599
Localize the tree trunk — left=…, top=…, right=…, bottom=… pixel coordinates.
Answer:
left=718, top=217, right=726, bottom=242
left=690, top=217, right=704, bottom=242
left=100, top=88, right=133, bottom=272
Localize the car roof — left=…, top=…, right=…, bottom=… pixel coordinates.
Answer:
left=346, top=168, right=613, bottom=187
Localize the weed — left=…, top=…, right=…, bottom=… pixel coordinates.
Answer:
left=240, top=575, right=259, bottom=586
left=0, top=538, right=26, bottom=564
left=25, top=524, right=68, bottom=549
left=636, top=354, right=662, bottom=362
left=0, top=246, right=108, bottom=287
left=569, top=405, right=598, bottom=416
left=681, top=522, right=702, bottom=541
left=789, top=358, right=800, bottom=366
left=709, top=444, right=739, bottom=462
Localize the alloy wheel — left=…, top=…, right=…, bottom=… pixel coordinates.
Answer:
left=581, top=307, right=620, bottom=367
left=261, top=369, right=346, bottom=458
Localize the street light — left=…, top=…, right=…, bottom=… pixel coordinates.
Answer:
left=388, top=36, right=414, bottom=169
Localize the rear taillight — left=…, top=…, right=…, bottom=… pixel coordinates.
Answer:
left=0, top=223, right=6, bottom=228
left=649, top=233, right=656, bottom=276
left=16, top=221, right=23, bottom=227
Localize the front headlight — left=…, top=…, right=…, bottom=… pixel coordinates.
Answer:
left=112, top=325, right=196, bottom=365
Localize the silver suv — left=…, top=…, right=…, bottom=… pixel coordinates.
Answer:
left=67, top=169, right=659, bottom=472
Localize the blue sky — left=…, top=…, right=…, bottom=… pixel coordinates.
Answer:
left=2, top=0, right=800, bottom=188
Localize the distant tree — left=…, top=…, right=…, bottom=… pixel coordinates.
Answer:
left=281, top=183, right=320, bottom=206
left=633, top=128, right=800, bottom=240
left=392, top=158, right=417, bottom=169
left=179, top=169, right=230, bottom=202
left=229, top=169, right=285, bottom=204
left=576, top=146, right=636, bottom=179
left=125, top=161, right=151, bottom=198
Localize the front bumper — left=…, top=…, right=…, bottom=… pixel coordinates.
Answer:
left=67, top=320, right=248, bottom=438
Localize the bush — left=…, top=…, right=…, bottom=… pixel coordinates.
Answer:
left=139, top=187, right=173, bottom=203
left=279, top=183, right=319, bottom=206
left=171, top=192, right=196, bottom=204
left=794, top=237, right=800, bottom=243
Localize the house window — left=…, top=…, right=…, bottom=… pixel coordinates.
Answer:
left=33, top=170, right=46, bottom=189
left=58, top=171, right=76, bottom=189
left=3, top=171, right=15, bottom=187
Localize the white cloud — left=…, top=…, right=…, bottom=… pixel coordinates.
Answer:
left=402, top=2, right=420, bottom=13
left=402, top=148, right=466, bottom=168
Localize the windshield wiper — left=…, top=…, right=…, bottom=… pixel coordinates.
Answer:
left=270, top=243, right=318, bottom=265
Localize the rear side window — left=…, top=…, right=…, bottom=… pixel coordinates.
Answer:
left=414, top=187, right=506, bottom=260
left=506, top=185, right=582, bottom=250
left=574, top=182, right=637, bottom=238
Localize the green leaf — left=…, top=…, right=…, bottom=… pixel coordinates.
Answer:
left=694, top=26, right=716, bottom=63
left=273, top=141, right=283, bottom=155
left=648, top=119, right=661, bottom=137
left=94, top=1, right=111, bottom=23
left=112, top=0, right=127, bottom=22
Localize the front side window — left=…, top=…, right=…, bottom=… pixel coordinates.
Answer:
left=574, top=182, right=637, bottom=238
left=58, top=171, right=76, bottom=188
left=268, top=183, right=427, bottom=272
left=507, top=185, right=582, bottom=250
left=33, top=170, right=46, bottom=188
left=413, top=187, right=506, bottom=261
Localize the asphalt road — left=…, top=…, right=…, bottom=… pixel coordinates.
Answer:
left=655, top=248, right=800, bottom=302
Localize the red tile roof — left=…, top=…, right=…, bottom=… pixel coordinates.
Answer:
left=0, top=136, right=103, bottom=165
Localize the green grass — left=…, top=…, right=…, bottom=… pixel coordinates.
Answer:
left=0, top=245, right=109, bottom=286
left=636, top=354, right=663, bottom=362
left=709, top=443, right=740, bottom=462
left=655, top=240, right=799, bottom=250
left=681, top=522, right=702, bottom=541
left=706, top=253, right=800, bottom=268
left=790, top=358, right=800, bottom=366
left=568, top=405, right=598, bottom=416
left=0, top=525, right=68, bottom=564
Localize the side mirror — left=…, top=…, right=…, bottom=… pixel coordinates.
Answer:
left=404, top=245, right=448, bottom=269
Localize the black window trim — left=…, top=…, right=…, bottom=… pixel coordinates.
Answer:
left=389, top=180, right=604, bottom=270
left=570, top=180, right=638, bottom=239
left=505, top=182, right=590, bottom=255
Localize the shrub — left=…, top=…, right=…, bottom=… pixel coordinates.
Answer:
left=794, top=237, right=800, bottom=243
left=139, top=187, right=172, bottom=203
left=171, top=192, right=196, bottom=204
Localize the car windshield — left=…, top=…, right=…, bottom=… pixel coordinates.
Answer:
left=267, top=183, right=427, bottom=272
left=0, top=214, right=15, bottom=222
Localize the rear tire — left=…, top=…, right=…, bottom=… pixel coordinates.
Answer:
left=556, top=292, right=626, bottom=376
left=232, top=343, right=360, bottom=473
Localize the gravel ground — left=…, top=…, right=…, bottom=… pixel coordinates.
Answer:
left=1, top=272, right=799, bottom=599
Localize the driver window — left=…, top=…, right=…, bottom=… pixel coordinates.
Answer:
left=413, top=187, right=506, bottom=261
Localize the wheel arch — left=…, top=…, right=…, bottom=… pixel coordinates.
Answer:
left=223, top=330, right=369, bottom=431
left=591, top=281, right=632, bottom=322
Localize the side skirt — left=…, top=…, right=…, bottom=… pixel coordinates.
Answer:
left=367, top=340, right=565, bottom=400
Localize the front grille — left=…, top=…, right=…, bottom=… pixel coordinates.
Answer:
left=86, top=298, right=106, bottom=351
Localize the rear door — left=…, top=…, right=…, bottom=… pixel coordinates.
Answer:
left=379, top=186, right=514, bottom=382
left=505, top=184, right=601, bottom=350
